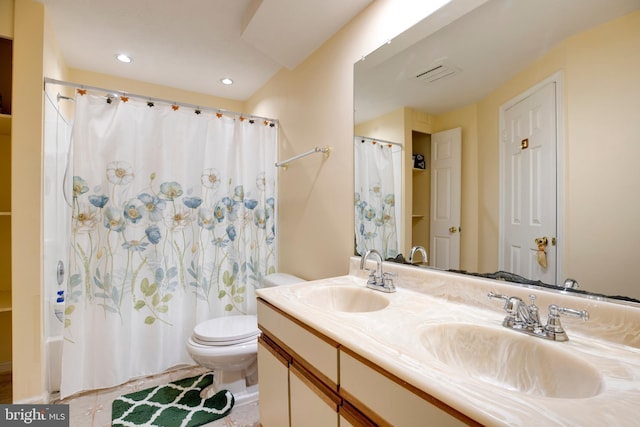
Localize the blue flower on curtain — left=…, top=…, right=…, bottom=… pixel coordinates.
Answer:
left=138, top=193, right=166, bottom=221
left=72, top=176, right=89, bottom=197
left=145, top=225, right=162, bottom=244
left=89, top=194, right=109, bottom=208
left=67, top=163, right=277, bottom=327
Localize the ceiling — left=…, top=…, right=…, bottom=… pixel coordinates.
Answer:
left=38, top=0, right=372, bottom=101
left=355, top=0, right=640, bottom=123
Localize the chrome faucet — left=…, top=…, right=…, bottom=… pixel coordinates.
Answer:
left=488, top=291, right=588, bottom=341
left=360, top=249, right=396, bottom=293
left=409, top=246, right=428, bottom=265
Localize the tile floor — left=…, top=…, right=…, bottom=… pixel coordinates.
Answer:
left=55, top=365, right=260, bottom=427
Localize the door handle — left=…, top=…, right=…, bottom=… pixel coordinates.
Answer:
left=535, top=237, right=548, bottom=269
left=535, top=237, right=548, bottom=248
left=449, top=226, right=460, bottom=233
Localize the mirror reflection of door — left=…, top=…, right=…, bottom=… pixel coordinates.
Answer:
left=500, top=77, right=559, bottom=284
left=430, top=127, right=462, bottom=269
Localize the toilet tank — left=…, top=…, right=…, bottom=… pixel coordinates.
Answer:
left=263, top=273, right=305, bottom=287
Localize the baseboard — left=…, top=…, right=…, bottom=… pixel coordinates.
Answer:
left=0, top=361, right=11, bottom=373
left=11, top=393, right=47, bottom=404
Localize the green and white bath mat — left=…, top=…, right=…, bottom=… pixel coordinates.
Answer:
left=111, top=372, right=234, bottom=427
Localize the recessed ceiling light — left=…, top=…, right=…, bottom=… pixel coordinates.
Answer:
left=220, top=78, right=233, bottom=85
left=116, top=54, right=133, bottom=63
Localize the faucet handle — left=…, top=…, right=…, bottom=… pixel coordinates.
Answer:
left=488, top=291, right=509, bottom=303
left=381, top=272, right=396, bottom=291
left=365, top=270, right=377, bottom=285
left=548, top=304, right=589, bottom=321
left=544, top=304, right=589, bottom=341
left=488, top=292, right=532, bottom=328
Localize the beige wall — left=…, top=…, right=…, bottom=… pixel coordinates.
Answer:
left=0, top=0, right=12, bottom=39
left=563, top=11, right=639, bottom=297
left=355, top=107, right=406, bottom=146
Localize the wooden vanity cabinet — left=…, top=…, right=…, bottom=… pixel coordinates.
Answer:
left=257, top=298, right=341, bottom=427
left=257, top=297, right=475, bottom=426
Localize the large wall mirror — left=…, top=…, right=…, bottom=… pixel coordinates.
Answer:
left=354, top=0, right=640, bottom=302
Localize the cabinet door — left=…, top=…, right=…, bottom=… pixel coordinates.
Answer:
left=290, top=364, right=339, bottom=427
left=257, top=338, right=289, bottom=427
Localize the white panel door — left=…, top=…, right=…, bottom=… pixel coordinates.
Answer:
left=430, top=127, right=462, bottom=270
left=500, top=81, right=557, bottom=283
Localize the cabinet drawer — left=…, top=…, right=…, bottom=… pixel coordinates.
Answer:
left=258, top=298, right=339, bottom=388
left=340, top=349, right=473, bottom=427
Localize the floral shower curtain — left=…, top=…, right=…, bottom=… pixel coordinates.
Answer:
left=354, top=137, right=399, bottom=259
left=61, top=92, right=278, bottom=398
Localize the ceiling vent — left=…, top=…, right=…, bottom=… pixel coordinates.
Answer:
left=416, top=60, right=460, bottom=84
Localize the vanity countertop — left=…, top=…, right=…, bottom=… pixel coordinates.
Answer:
left=255, top=258, right=640, bottom=426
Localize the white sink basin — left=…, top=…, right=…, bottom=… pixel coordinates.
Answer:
left=420, top=323, right=603, bottom=399
left=299, top=285, right=389, bottom=313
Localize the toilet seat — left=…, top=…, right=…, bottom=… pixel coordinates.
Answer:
left=192, top=315, right=260, bottom=346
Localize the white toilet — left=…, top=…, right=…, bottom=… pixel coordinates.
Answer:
left=186, top=273, right=304, bottom=405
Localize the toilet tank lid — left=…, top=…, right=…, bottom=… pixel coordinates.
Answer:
left=263, top=273, right=305, bottom=287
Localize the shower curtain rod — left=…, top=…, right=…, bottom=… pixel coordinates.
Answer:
left=43, top=77, right=279, bottom=124
left=275, top=146, right=331, bottom=168
left=356, top=135, right=403, bottom=148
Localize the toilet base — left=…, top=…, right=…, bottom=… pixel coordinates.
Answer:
left=199, top=362, right=259, bottom=406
